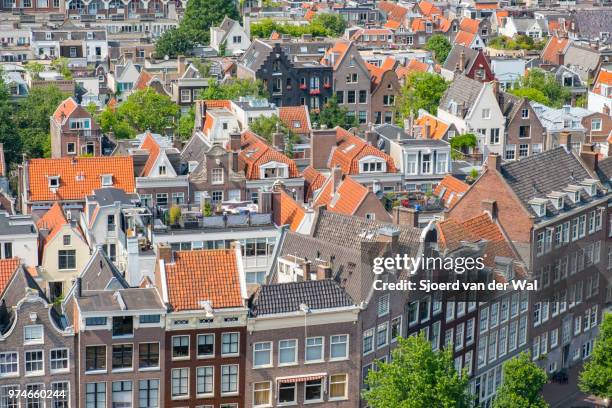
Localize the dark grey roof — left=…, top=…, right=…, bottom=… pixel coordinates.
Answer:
left=31, top=29, right=106, bottom=41
left=563, top=44, right=601, bottom=81
left=77, top=287, right=164, bottom=312
left=250, top=280, right=354, bottom=316
left=443, top=45, right=478, bottom=72
left=596, top=155, right=612, bottom=185
left=573, top=10, right=612, bottom=42
left=497, top=91, right=523, bottom=122
left=0, top=212, right=36, bottom=236
left=79, top=247, right=130, bottom=292
left=500, top=147, right=593, bottom=214
left=239, top=39, right=273, bottom=72
left=439, top=75, right=483, bottom=118
left=375, top=124, right=410, bottom=140
left=89, top=187, right=139, bottom=206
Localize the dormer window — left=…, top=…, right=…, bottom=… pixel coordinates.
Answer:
left=564, top=186, right=582, bottom=203
left=547, top=194, right=564, bottom=210
left=260, top=162, right=288, bottom=179
left=101, top=174, right=113, bottom=186
left=48, top=176, right=60, bottom=189
left=188, top=161, right=198, bottom=173
left=45, top=32, right=51, bottom=40
left=360, top=156, right=386, bottom=173
left=580, top=179, right=598, bottom=197
left=529, top=198, right=547, bottom=217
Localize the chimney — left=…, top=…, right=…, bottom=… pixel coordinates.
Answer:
left=603, top=104, right=610, bottom=116
left=365, top=129, right=378, bottom=145
left=316, top=263, right=333, bottom=280
left=459, top=49, right=465, bottom=69
left=481, top=199, right=497, bottom=219
left=331, top=166, right=343, bottom=192
left=75, top=277, right=82, bottom=298
left=177, top=55, right=186, bottom=77
left=229, top=131, right=241, bottom=151
left=424, top=122, right=431, bottom=139
left=487, top=153, right=501, bottom=171
left=559, top=132, right=572, bottom=151
left=272, top=129, right=285, bottom=152
left=491, top=80, right=499, bottom=96
left=377, top=226, right=400, bottom=254
left=302, top=260, right=311, bottom=281
left=393, top=206, right=419, bottom=227
left=580, top=143, right=598, bottom=171
left=259, top=189, right=274, bottom=213
left=557, top=50, right=564, bottom=66
left=231, top=151, right=240, bottom=173
left=157, top=243, right=173, bottom=264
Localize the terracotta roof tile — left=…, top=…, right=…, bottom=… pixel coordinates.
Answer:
left=203, top=99, right=231, bottom=110
left=460, top=18, right=480, bottom=34
left=406, top=59, right=429, bottom=74
left=368, top=57, right=397, bottom=86
left=415, top=113, right=450, bottom=140
left=164, top=249, right=244, bottom=311
left=27, top=157, right=135, bottom=203
left=330, top=127, right=397, bottom=175
left=0, top=258, right=19, bottom=295
left=384, top=20, right=401, bottom=29
left=239, top=131, right=299, bottom=180
left=475, top=2, right=498, bottom=9
left=541, top=36, right=569, bottom=65
left=454, top=30, right=476, bottom=47
left=438, top=17, right=453, bottom=32
left=433, top=175, right=469, bottom=208
left=278, top=106, right=311, bottom=134
left=139, top=132, right=161, bottom=177
left=275, top=190, right=306, bottom=231
left=593, top=68, right=612, bottom=95
left=303, top=166, right=326, bottom=199
left=379, top=1, right=409, bottom=21
left=313, top=175, right=369, bottom=216
left=134, top=70, right=153, bottom=90
left=304, top=9, right=315, bottom=20
left=107, top=97, right=118, bottom=111
left=36, top=202, right=68, bottom=243
left=418, top=0, right=441, bottom=16
left=52, top=97, right=78, bottom=123
left=321, top=41, right=351, bottom=69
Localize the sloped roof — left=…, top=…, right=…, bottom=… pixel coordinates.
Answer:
left=134, top=70, right=153, bottom=90
left=454, top=30, right=476, bottom=47
left=433, top=175, right=469, bottom=208
left=443, top=44, right=479, bottom=72
left=368, top=57, right=397, bottom=87
left=250, top=280, right=354, bottom=316
left=164, top=249, right=244, bottom=311
left=460, top=18, right=480, bottom=34
left=0, top=258, right=20, bottom=297
left=278, top=106, right=311, bottom=134
left=303, top=166, right=326, bottom=199
left=439, top=74, right=483, bottom=118
left=418, top=0, right=441, bottom=16
left=379, top=1, right=409, bottom=21
left=415, top=112, right=451, bottom=140
left=313, top=175, right=369, bottom=216
left=239, top=131, right=299, bottom=180
left=274, top=189, right=306, bottom=231
left=541, top=36, right=569, bottom=65
left=35, top=202, right=70, bottom=245
left=139, top=132, right=162, bottom=177
left=330, top=127, right=397, bottom=175
left=27, top=157, right=135, bottom=203
left=52, top=97, right=78, bottom=123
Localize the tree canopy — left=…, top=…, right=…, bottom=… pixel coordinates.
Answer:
left=579, top=312, right=612, bottom=401
left=311, top=96, right=358, bottom=130
left=99, top=87, right=179, bottom=138
left=363, top=335, right=473, bottom=408
left=488, top=35, right=546, bottom=51
left=199, top=78, right=268, bottom=100
left=426, top=34, right=452, bottom=64
left=492, top=352, right=549, bottom=408
left=251, top=13, right=346, bottom=38
left=154, top=27, right=194, bottom=58
left=395, top=72, right=448, bottom=120
left=509, top=69, right=570, bottom=108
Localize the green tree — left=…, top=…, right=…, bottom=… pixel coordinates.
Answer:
left=115, top=87, right=179, bottom=134
left=396, top=72, right=448, bottom=120
left=14, top=85, right=68, bottom=159
left=249, top=114, right=289, bottom=143
left=311, top=13, right=347, bottom=36
left=50, top=57, right=72, bottom=79
left=218, top=40, right=226, bottom=57
left=312, top=96, right=358, bottom=129
left=510, top=69, right=570, bottom=108
left=178, top=107, right=195, bottom=140
left=200, top=78, right=267, bottom=100
left=181, top=0, right=239, bottom=45
left=363, top=335, right=472, bottom=408
left=492, top=352, right=548, bottom=408
left=0, top=74, right=20, bottom=165
left=579, top=312, right=612, bottom=401
left=24, top=62, right=45, bottom=80
left=450, top=133, right=477, bottom=159
left=509, top=88, right=551, bottom=106
left=426, top=34, right=452, bottom=64
left=154, top=27, right=194, bottom=58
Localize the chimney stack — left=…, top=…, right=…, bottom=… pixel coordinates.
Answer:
left=393, top=206, right=419, bottom=227
left=316, top=263, right=333, bottom=280
left=580, top=143, right=598, bottom=171
left=487, top=153, right=501, bottom=171
left=559, top=132, right=572, bottom=151
left=459, top=49, right=465, bottom=70
left=177, top=55, right=186, bottom=77
left=302, top=260, right=311, bottom=281
left=157, top=243, right=173, bottom=264
left=331, top=166, right=343, bottom=192
left=377, top=226, right=400, bottom=254
left=481, top=199, right=497, bottom=219
left=229, top=131, right=241, bottom=151
left=272, top=128, right=285, bottom=152
left=424, top=122, right=431, bottom=139
left=365, top=129, right=378, bottom=145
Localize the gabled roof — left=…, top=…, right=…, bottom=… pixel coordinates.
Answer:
left=593, top=67, right=612, bottom=95
left=134, top=70, right=153, bottom=90
left=0, top=258, right=20, bottom=297
left=27, top=157, right=135, bottom=203
left=35, top=202, right=71, bottom=245
left=433, top=175, right=469, bottom=208
left=460, top=18, right=480, bottom=34
left=454, top=30, right=476, bottom=47
left=443, top=44, right=479, bottom=72
left=313, top=175, right=369, bottom=216
left=139, top=132, right=162, bottom=177
left=250, top=280, right=354, bottom=316
left=541, top=36, right=569, bottom=65
left=274, top=189, right=306, bottom=231
left=497, top=91, right=526, bottom=123
left=384, top=20, right=402, bottom=30
left=303, top=166, right=326, bottom=199
left=379, top=1, right=409, bottom=22
left=417, top=0, right=441, bottom=17
left=415, top=112, right=451, bottom=140
left=439, top=74, right=484, bottom=118
left=368, top=57, right=397, bottom=88
left=52, top=97, right=78, bottom=123
left=330, top=127, right=397, bottom=175
left=164, top=249, right=244, bottom=311
left=278, top=106, right=311, bottom=135
left=239, top=131, right=299, bottom=180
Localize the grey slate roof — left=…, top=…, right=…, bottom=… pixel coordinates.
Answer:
left=250, top=280, right=354, bottom=316
left=563, top=44, right=601, bottom=81
left=500, top=147, right=594, bottom=214
left=0, top=212, right=36, bottom=236
left=31, top=30, right=106, bottom=42
left=77, top=287, right=164, bottom=312
left=573, top=10, right=612, bottom=42
left=439, top=75, right=483, bottom=118
left=89, top=187, right=139, bottom=206
left=240, top=39, right=273, bottom=72
left=596, top=155, right=612, bottom=185
left=497, top=91, right=523, bottom=122
left=79, top=247, right=130, bottom=292
left=443, top=44, right=479, bottom=73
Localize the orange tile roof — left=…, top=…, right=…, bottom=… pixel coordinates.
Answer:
left=239, top=131, right=299, bottom=180
left=278, top=106, right=311, bottom=134
left=0, top=258, right=19, bottom=296
left=139, top=132, right=161, bottom=177
left=384, top=20, right=401, bottom=30
left=36, top=202, right=68, bottom=243
left=203, top=99, right=231, bottom=110
left=313, top=175, right=369, bottom=216
left=495, top=10, right=509, bottom=25
left=418, top=0, right=441, bottom=16
left=330, top=127, right=397, bottom=175
left=593, top=68, right=612, bottom=95
left=438, top=17, right=452, bottom=32
left=433, top=175, right=469, bottom=208
left=107, top=97, right=118, bottom=112
left=415, top=113, right=450, bottom=140
left=134, top=70, right=153, bottom=90
left=164, top=249, right=244, bottom=311
left=454, top=30, right=476, bottom=47
left=475, top=2, right=498, bottom=9
left=52, top=97, right=78, bottom=123
left=460, top=18, right=480, bottom=34
left=411, top=18, right=426, bottom=32
left=321, top=41, right=350, bottom=69
left=379, top=1, right=409, bottom=22
left=368, top=57, right=397, bottom=86
left=27, top=156, right=135, bottom=203
left=303, top=165, right=326, bottom=199
left=304, top=9, right=315, bottom=20
left=541, top=36, right=569, bottom=65
left=275, top=189, right=306, bottom=231
left=270, top=31, right=280, bottom=40
left=406, top=59, right=429, bottom=74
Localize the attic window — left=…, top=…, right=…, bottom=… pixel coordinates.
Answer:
left=549, top=195, right=564, bottom=210
left=101, top=174, right=113, bottom=186
left=529, top=199, right=547, bottom=217
left=48, top=176, right=60, bottom=189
